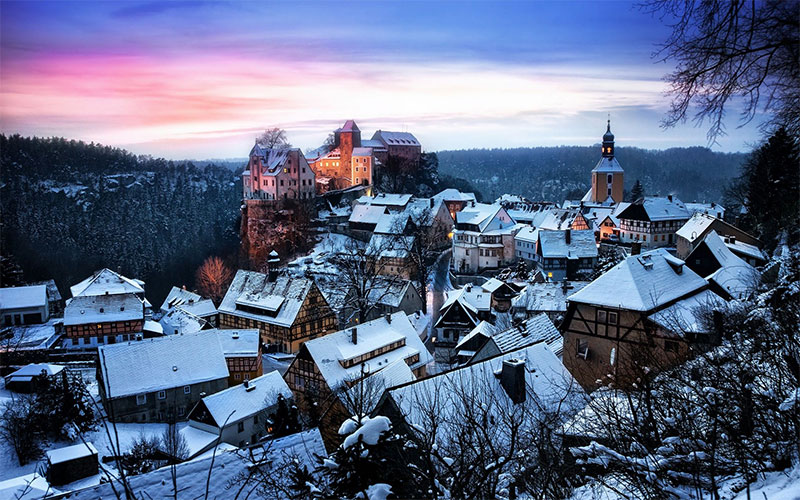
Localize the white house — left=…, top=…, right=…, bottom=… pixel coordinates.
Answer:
left=0, top=285, right=49, bottom=326
left=452, top=203, right=519, bottom=274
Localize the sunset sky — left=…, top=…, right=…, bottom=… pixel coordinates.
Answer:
left=0, top=1, right=763, bottom=159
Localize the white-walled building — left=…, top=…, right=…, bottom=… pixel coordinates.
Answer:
left=452, top=203, right=519, bottom=274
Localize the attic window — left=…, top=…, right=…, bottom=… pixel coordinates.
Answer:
left=99, top=308, right=104, bottom=313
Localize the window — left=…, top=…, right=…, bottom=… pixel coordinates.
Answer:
left=597, top=310, right=607, bottom=323
left=665, top=340, right=679, bottom=353
left=158, top=390, right=166, bottom=400
left=607, top=174, right=613, bottom=184
left=184, top=386, right=191, bottom=394
left=608, top=312, right=618, bottom=325
left=136, top=394, right=146, bottom=405
left=237, top=421, right=245, bottom=433
left=235, top=373, right=241, bottom=380
left=577, top=339, right=589, bottom=359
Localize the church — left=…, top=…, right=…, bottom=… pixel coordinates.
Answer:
left=581, top=120, right=625, bottom=205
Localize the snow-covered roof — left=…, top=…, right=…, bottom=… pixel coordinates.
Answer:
left=480, top=277, right=507, bottom=294
left=537, top=208, right=583, bottom=230
left=725, top=239, right=767, bottom=262
left=676, top=212, right=716, bottom=242
left=515, top=225, right=539, bottom=244
left=386, top=343, right=586, bottom=436
left=0, top=473, right=57, bottom=500
left=489, top=314, right=563, bottom=357
left=196, top=371, right=292, bottom=427
left=0, top=285, right=47, bottom=310
left=64, top=293, right=144, bottom=326
left=513, top=281, right=590, bottom=314
left=349, top=204, right=388, bottom=225
left=455, top=320, right=498, bottom=351
left=207, top=328, right=260, bottom=357
left=591, top=157, right=624, bottom=173
left=99, top=333, right=229, bottom=399
left=373, top=211, right=410, bottom=235
left=407, top=310, right=430, bottom=340
left=70, top=268, right=144, bottom=298
left=372, top=130, right=421, bottom=146
left=356, top=193, right=413, bottom=208
left=701, top=231, right=760, bottom=299
left=433, top=188, right=476, bottom=203
left=160, top=286, right=204, bottom=312
left=218, top=270, right=316, bottom=328
left=648, top=289, right=725, bottom=335
left=361, top=139, right=385, bottom=149
left=686, top=202, right=725, bottom=218
left=538, top=230, right=598, bottom=259
left=69, top=429, right=326, bottom=500
left=617, top=196, right=690, bottom=222
left=342, top=358, right=416, bottom=411
left=351, top=147, right=373, bottom=156
left=5, top=363, right=65, bottom=383
left=46, top=442, right=97, bottom=464
left=568, top=249, right=707, bottom=311
left=159, top=307, right=207, bottom=335
left=143, top=319, right=163, bottom=334
left=301, top=311, right=433, bottom=391
left=249, top=146, right=301, bottom=176
left=455, top=202, right=502, bottom=230
left=365, top=277, right=414, bottom=309
left=1, top=321, right=61, bottom=350
left=438, top=283, right=492, bottom=318
left=367, top=233, right=413, bottom=259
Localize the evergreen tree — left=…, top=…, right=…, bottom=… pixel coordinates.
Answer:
left=629, top=179, right=644, bottom=201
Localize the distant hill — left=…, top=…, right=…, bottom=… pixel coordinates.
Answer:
left=0, top=135, right=242, bottom=306
left=436, top=146, right=747, bottom=204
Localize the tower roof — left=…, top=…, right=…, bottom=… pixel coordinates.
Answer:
left=603, top=119, right=614, bottom=142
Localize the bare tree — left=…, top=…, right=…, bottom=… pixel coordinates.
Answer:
left=256, top=128, right=291, bottom=149
left=645, top=0, right=800, bottom=141
left=0, top=396, right=42, bottom=465
left=195, top=256, right=233, bottom=305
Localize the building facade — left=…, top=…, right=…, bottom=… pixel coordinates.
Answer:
left=617, top=196, right=691, bottom=248
left=243, top=146, right=316, bottom=201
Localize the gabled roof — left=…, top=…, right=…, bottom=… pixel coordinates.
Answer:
left=218, top=270, right=317, bottom=328
left=70, top=268, right=144, bottom=298
left=514, top=225, right=539, bottom=244
left=159, top=307, right=208, bottom=335
left=5, top=363, right=64, bottom=382
left=339, top=119, right=360, bottom=132
left=249, top=146, right=301, bottom=177
left=568, top=249, right=707, bottom=312
left=455, top=320, right=497, bottom=351
left=513, top=281, right=590, bottom=314
left=537, top=208, right=583, bottom=231
left=99, top=333, right=229, bottom=399
left=194, top=371, right=292, bottom=427
left=69, top=429, right=326, bottom=500
left=356, top=193, right=413, bottom=208
left=373, top=211, right=411, bottom=235
left=342, top=358, right=415, bottom=411
left=371, top=130, right=420, bottom=146
left=685, top=202, right=725, bottom=218
left=617, top=196, right=690, bottom=222
left=64, top=293, right=144, bottom=326
left=0, top=285, right=47, bottom=310
left=456, top=203, right=513, bottom=233
left=700, top=231, right=760, bottom=299
left=488, top=313, right=563, bottom=357
left=349, top=204, right=388, bottom=225
left=351, top=147, right=373, bottom=156
left=385, top=343, right=586, bottom=434
left=207, top=328, right=260, bottom=357
left=725, top=239, right=767, bottom=262
left=591, top=157, right=624, bottom=173
left=647, top=289, right=725, bottom=335
left=537, top=230, right=598, bottom=259
left=301, top=312, right=433, bottom=391
left=160, top=286, right=203, bottom=312
left=433, top=189, right=476, bottom=203
left=676, top=212, right=717, bottom=242
left=365, top=277, right=416, bottom=309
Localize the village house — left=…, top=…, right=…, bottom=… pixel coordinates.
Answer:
left=158, top=306, right=209, bottom=336
left=0, top=285, right=49, bottom=326
left=433, top=282, right=494, bottom=346
left=454, top=313, right=562, bottom=365
left=675, top=212, right=763, bottom=262
left=511, top=280, right=590, bottom=323
left=63, top=292, right=145, bottom=348
left=207, top=328, right=263, bottom=385
left=685, top=230, right=761, bottom=300
left=561, top=249, right=717, bottom=390
left=433, top=188, right=477, bottom=221
left=243, top=145, right=316, bottom=201
left=218, top=268, right=337, bottom=354
left=452, top=202, right=520, bottom=274
left=180, top=371, right=293, bottom=457
left=159, top=286, right=217, bottom=326
left=97, top=333, right=229, bottom=422
left=538, top=208, right=592, bottom=231
left=515, top=225, right=539, bottom=265
left=46, top=442, right=99, bottom=486
left=341, top=276, right=424, bottom=327
left=685, top=201, right=725, bottom=219
left=4, top=362, right=65, bottom=393
left=284, top=312, right=433, bottom=410
left=617, top=196, right=691, bottom=248
left=371, top=129, right=422, bottom=166
left=535, top=229, right=598, bottom=281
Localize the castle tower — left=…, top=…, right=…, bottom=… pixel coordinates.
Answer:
left=335, top=120, right=361, bottom=181
left=590, top=120, right=624, bottom=204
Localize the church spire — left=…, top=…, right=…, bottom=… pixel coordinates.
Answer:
left=602, top=118, right=615, bottom=158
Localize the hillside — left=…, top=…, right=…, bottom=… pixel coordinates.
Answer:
left=436, top=146, right=747, bottom=203
left=0, top=135, right=241, bottom=306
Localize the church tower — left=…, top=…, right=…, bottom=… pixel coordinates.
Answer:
left=590, top=120, right=624, bottom=204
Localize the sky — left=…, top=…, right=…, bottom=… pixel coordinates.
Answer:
left=0, top=1, right=764, bottom=159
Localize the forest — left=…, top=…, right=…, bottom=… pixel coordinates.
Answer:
left=0, top=135, right=242, bottom=306
left=436, top=146, right=747, bottom=204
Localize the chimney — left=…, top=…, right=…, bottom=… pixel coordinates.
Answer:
left=729, top=235, right=736, bottom=244
left=565, top=229, right=571, bottom=245
left=668, top=194, right=673, bottom=202
left=631, top=242, right=642, bottom=255
left=430, top=198, right=434, bottom=208
left=385, top=313, right=392, bottom=324
left=267, top=250, right=280, bottom=282
left=499, top=359, right=526, bottom=404
left=243, top=379, right=249, bottom=389
left=351, top=327, right=357, bottom=344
